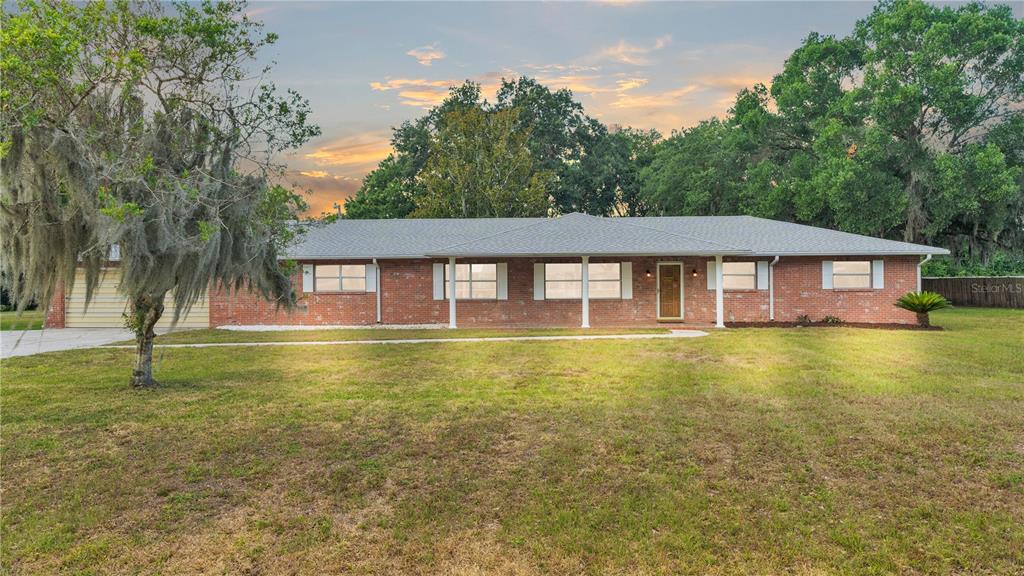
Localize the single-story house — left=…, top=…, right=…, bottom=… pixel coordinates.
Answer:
left=45, top=212, right=950, bottom=329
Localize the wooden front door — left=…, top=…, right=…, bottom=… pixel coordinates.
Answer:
left=658, top=263, right=683, bottom=319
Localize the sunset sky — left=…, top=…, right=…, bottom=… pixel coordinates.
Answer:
left=249, top=1, right=954, bottom=215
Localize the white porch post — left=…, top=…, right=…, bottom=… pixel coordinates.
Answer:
left=581, top=255, right=590, bottom=328
left=715, top=255, right=725, bottom=328
left=373, top=258, right=381, bottom=324
left=448, top=256, right=457, bottom=329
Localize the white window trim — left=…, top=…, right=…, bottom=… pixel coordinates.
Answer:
left=314, top=264, right=367, bottom=293
left=832, top=260, right=873, bottom=290
left=721, top=261, right=759, bottom=291
left=544, top=263, right=622, bottom=300
left=444, top=263, right=498, bottom=300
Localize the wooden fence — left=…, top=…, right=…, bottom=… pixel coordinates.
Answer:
left=922, top=277, right=1024, bottom=308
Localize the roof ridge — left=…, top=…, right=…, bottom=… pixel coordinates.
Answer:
left=433, top=214, right=563, bottom=254
left=435, top=212, right=747, bottom=255
left=613, top=217, right=747, bottom=252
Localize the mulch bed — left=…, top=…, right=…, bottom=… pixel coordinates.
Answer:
left=726, top=321, right=943, bottom=331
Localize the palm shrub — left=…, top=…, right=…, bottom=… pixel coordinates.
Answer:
left=895, top=292, right=952, bottom=328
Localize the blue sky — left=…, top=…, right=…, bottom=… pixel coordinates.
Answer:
left=250, top=1, right=995, bottom=214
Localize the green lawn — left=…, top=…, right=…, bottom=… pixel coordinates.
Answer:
left=3, top=308, right=1023, bottom=574
left=0, top=309, right=44, bottom=331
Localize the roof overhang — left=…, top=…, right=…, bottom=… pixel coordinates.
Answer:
left=425, top=250, right=752, bottom=258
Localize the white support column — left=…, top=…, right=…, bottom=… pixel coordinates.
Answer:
left=373, top=258, right=381, bottom=324
left=448, top=256, right=457, bottom=329
left=769, top=256, right=779, bottom=321
left=581, top=256, right=590, bottom=328
left=715, top=255, right=725, bottom=328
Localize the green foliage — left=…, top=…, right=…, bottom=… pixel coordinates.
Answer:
left=344, top=77, right=649, bottom=219
left=895, top=291, right=952, bottom=315
left=343, top=155, right=420, bottom=219
left=640, top=119, right=750, bottom=216
left=97, top=187, right=143, bottom=222
left=416, top=107, right=550, bottom=218
left=922, top=253, right=1024, bottom=277
left=821, top=315, right=844, bottom=325
left=1, top=0, right=318, bottom=385
left=637, top=0, right=1024, bottom=268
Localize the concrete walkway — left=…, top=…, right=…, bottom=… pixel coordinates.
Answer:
left=1, top=328, right=138, bottom=359
left=2, top=328, right=708, bottom=358
left=102, top=330, right=708, bottom=351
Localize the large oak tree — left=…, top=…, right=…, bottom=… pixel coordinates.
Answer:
left=1, top=0, right=319, bottom=387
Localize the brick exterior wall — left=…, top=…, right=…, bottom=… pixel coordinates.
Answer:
left=205, top=255, right=919, bottom=328
left=208, top=262, right=378, bottom=326
left=44, top=284, right=66, bottom=328
left=772, top=256, right=918, bottom=324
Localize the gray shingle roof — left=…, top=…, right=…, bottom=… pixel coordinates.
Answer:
left=633, top=215, right=950, bottom=256
left=435, top=212, right=744, bottom=256
left=285, top=212, right=948, bottom=259
left=284, top=217, right=539, bottom=259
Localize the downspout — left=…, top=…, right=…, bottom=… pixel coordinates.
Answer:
left=769, top=256, right=780, bottom=321
left=373, top=258, right=381, bottom=324
left=917, top=254, right=931, bottom=293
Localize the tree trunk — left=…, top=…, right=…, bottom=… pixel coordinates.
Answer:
left=903, top=168, right=927, bottom=243
left=916, top=312, right=930, bottom=328
left=130, top=292, right=166, bottom=388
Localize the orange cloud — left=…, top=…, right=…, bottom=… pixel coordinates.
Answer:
left=304, top=131, right=393, bottom=168
left=697, top=73, right=772, bottom=94
left=615, top=77, right=649, bottom=91
left=527, top=74, right=648, bottom=99
left=282, top=171, right=363, bottom=217
left=407, top=44, right=446, bottom=67
left=370, top=78, right=456, bottom=108
left=610, top=85, right=699, bottom=108
left=534, top=74, right=614, bottom=95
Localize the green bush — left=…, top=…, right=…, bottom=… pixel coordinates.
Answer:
left=922, top=253, right=1024, bottom=277
left=895, top=291, right=952, bottom=327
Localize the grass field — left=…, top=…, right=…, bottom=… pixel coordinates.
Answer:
left=0, top=309, right=44, bottom=331
left=3, top=308, right=1023, bottom=574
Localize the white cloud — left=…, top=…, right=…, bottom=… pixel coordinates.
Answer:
left=592, top=35, right=672, bottom=66
left=406, top=44, right=446, bottom=67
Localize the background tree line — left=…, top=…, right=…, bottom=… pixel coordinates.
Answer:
left=343, top=0, right=1023, bottom=275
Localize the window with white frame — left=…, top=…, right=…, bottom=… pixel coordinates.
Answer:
left=314, top=264, right=366, bottom=292
left=589, top=262, right=621, bottom=298
left=832, top=261, right=872, bottom=289
left=722, top=262, right=757, bottom=290
left=445, top=263, right=497, bottom=299
left=544, top=262, right=620, bottom=299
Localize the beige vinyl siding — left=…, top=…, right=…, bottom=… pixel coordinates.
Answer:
left=65, top=269, right=209, bottom=328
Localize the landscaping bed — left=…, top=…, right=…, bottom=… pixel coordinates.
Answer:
left=727, top=320, right=943, bottom=330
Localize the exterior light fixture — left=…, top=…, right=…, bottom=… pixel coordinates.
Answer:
left=692, top=268, right=698, bottom=277
left=645, top=269, right=653, bottom=278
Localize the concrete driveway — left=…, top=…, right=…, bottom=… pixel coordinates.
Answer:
left=1, top=328, right=137, bottom=359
